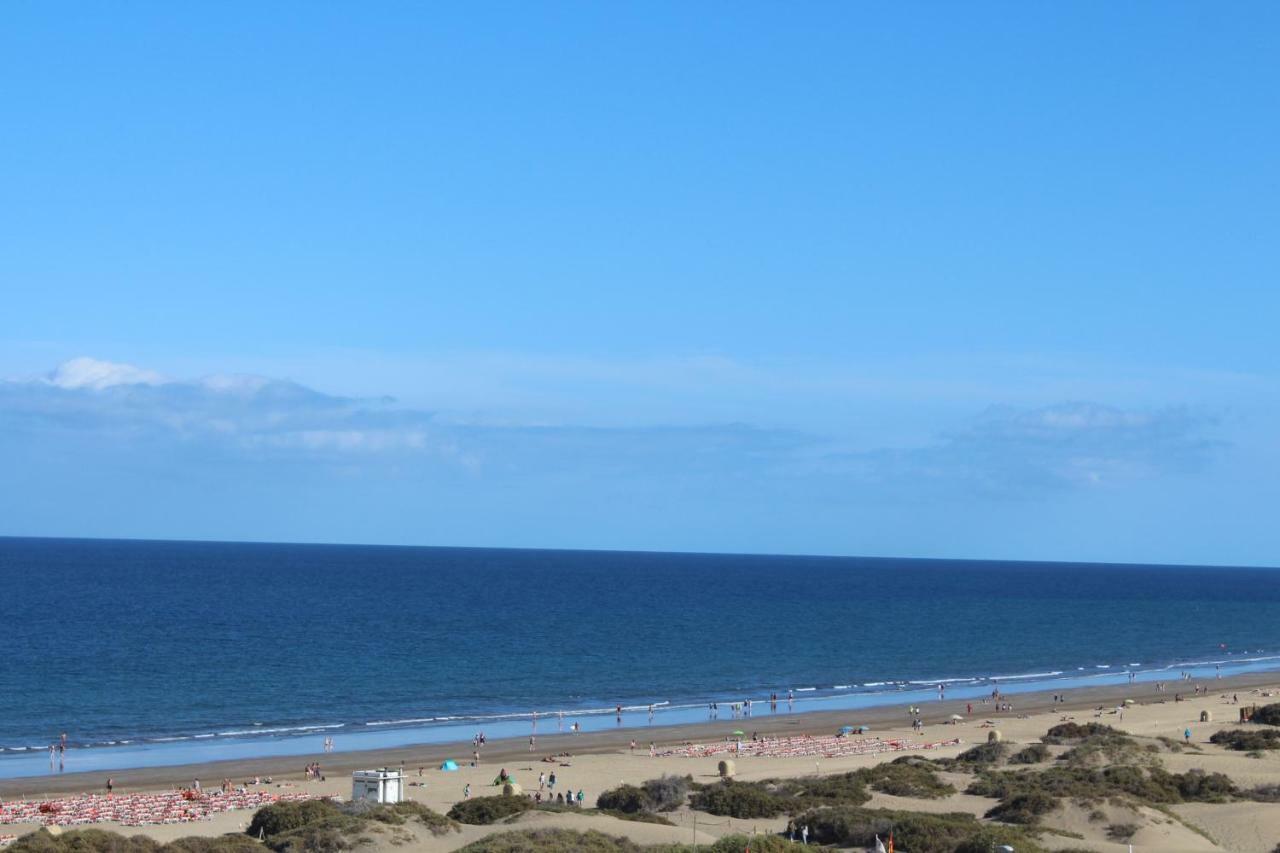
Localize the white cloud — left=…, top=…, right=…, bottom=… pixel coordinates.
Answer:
left=46, top=357, right=166, bottom=390
left=1, top=360, right=1222, bottom=498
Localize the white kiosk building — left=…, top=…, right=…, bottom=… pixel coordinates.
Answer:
left=351, top=768, right=405, bottom=804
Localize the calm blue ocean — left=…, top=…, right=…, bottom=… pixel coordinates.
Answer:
left=1, top=537, right=1277, bottom=776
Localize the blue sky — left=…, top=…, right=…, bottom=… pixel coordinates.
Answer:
left=2, top=2, right=1277, bottom=565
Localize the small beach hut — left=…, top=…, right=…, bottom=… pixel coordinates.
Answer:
left=439, top=760, right=459, bottom=771
left=988, top=730, right=1002, bottom=743
left=352, top=768, right=405, bottom=804
left=718, top=759, right=735, bottom=778
left=1200, top=710, right=1212, bottom=722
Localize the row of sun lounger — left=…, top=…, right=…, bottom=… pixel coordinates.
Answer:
left=0, top=790, right=320, bottom=828
left=663, top=734, right=961, bottom=759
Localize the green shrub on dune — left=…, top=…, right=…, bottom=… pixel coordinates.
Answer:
left=455, top=827, right=644, bottom=852
left=1042, top=722, right=1123, bottom=743
left=1009, top=743, right=1050, bottom=764
left=8, top=831, right=263, bottom=853
left=688, top=780, right=789, bottom=818
left=689, top=769, right=881, bottom=818
left=793, top=805, right=1044, bottom=853
left=860, top=761, right=956, bottom=799
left=596, top=775, right=690, bottom=814
left=7, top=829, right=161, bottom=852
left=1210, top=728, right=1280, bottom=751
left=641, top=775, right=691, bottom=812
left=595, top=784, right=649, bottom=813
left=952, top=740, right=1006, bottom=766
left=968, top=763, right=1236, bottom=812
left=246, top=799, right=340, bottom=840
left=1251, top=704, right=1280, bottom=726
left=773, top=770, right=872, bottom=806
left=163, top=838, right=264, bottom=853
left=984, top=791, right=1057, bottom=824
left=696, top=835, right=792, bottom=852
left=447, top=794, right=535, bottom=824
left=240, top=798, right=456, bottom=850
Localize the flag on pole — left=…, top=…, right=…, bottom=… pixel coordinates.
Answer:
left=887, top=832, right=894, bottom=853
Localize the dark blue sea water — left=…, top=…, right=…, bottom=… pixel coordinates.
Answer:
left=1, top=537, right=1278, bottom=778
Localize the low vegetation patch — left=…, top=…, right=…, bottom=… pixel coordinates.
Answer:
left=596, top=775, right=690, bottom=814
left=8, top=830, right=264, bottom=853
left=968, top=764, right=1236, bottom=814
left=1106, top=822, right=1139, bottom=842
left=792, top=805, right=1044, bottom=853
left=241, top=798, right=457, bottom=851
left=1209, top=728, right=1280, bottom=751
left=951, top=740, right=1007, bottom=767
left=455, top=828, right=795, bottom=852
left=1009, top=743, right=1051, bottom=764
left=447, top=794, right=535, bottom=825
left=456, top=828, right=643, bottom=852
left=688, top=780, right=790, bottom=818
left=984, top=792, right=1057, bottom=824
left=860, top=760, right=956, bottom=799
left=1252, top=703, right=1280, bottom=726
left=1042, top=722, right=1122, bottom=743
left=1246, top=784, right=1280, bottom=803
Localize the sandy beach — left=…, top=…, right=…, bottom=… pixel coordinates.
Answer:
left=5, top=672, right=1280, bottom=850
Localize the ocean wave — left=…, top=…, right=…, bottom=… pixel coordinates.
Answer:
left=988, top=671, right=1064, bottom=681
left=216, top=724, right=344, bottom=737
left=908, top=678, right=977, bottom=686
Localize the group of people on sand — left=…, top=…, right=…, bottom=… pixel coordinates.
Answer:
left=532, top=768, right=584, bottom=806
left=303, top=762, right=323, bottom=781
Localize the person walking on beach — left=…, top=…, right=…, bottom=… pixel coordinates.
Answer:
left=529, top=735, right=535, bottom=751
left=463, top=783, right=471, bottom=799
left=801, top=824, right=809, bottom=844
left=1184, top=727, right=1192, bottom=744
left=548, top=771, right=557, bottom=791
left=538, top=771, right=545, bottom=790
left=473, top=749, right=480, bottom=766
left=106, top=778, right=114, bottom=797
